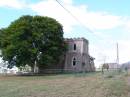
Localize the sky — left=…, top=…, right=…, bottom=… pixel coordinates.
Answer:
left=0, top=0, right=130, bottom=67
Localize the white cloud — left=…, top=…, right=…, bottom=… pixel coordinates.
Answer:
left=62, top=0, right=73, bottom=4
left=30, top=0, right=78, bottom=32
left=82, top=12, right=123, bottom=30
left=0, top=0, right=26, bottom=9
left=123, top=19, right=130, bottom=33
left=29, top=0, right=124, bottom=32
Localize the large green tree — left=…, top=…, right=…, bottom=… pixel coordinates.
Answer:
left=0, top=15, right=66, bottom=72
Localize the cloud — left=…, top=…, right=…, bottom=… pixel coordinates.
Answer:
left=62, top=0, right=73, bottom=4
left=123, top=18, right=130, bottom=33
left=29, top=0, right=124, bottom=32
left=30, top=0, right=78, bottom=32
left=0, top=0, right=26, bottom=9
left=82, top=12, right=123, bottom=30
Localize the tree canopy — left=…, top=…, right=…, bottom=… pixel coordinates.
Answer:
left=0, top=15, right=66, bottom=72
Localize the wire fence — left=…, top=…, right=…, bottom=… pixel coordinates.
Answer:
left=0, top=67, right=129, bottom=76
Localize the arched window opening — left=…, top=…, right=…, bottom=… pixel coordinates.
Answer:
left=72, top=58, right=76, bottom=66
left=74, top=44, right=76, bottom=50
left=82, top=62, right=85, bottom=67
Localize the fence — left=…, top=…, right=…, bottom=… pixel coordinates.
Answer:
left=0, top=67, right=130, bottom=76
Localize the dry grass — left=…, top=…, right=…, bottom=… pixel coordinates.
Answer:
left=0, top=72, right=129, bottom=97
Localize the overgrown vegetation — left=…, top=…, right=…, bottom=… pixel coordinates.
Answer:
left=0, top=72, right=129, bottom=97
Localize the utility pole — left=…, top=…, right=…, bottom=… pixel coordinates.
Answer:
left=116, top=43, right=119, bottom=69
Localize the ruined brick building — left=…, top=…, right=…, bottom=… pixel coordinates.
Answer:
left=64, top=38, right=95, bottom=72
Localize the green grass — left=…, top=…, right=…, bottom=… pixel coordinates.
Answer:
left=0, top=71, right=129, bottom=97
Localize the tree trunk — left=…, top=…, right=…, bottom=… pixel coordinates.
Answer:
left=31, top=61, right=39, bottom=73
left=34, top=61, right=39, bottom=73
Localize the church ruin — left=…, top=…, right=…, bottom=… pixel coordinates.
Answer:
left=64, top=38, right=95, bottom=72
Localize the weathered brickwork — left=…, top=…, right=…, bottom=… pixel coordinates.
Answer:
left=64, top=38, right=95, bottom=72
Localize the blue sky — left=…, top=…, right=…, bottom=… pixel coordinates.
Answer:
left=0, top=0, right=130, bottom=67
left=76, top=0, right=130, bottom=15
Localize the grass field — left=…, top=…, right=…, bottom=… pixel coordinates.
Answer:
left=0, top=71, right=130, bottom=97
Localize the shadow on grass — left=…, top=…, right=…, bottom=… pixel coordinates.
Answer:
left=1, top=71, right=99, bottom=79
